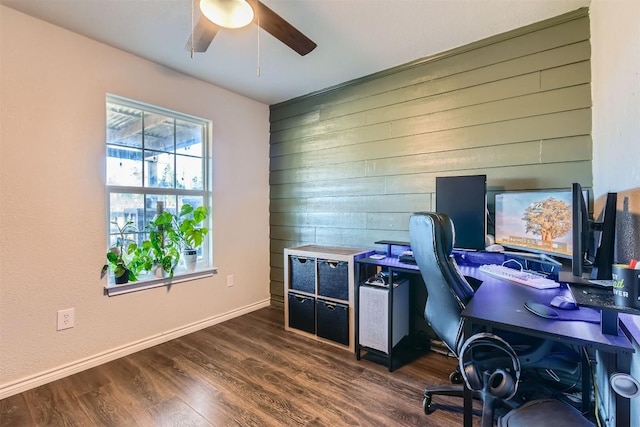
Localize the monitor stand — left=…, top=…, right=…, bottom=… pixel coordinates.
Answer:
left=558, top=268, right=613, bottom=288
left=559, top=270, right=596, bottom=286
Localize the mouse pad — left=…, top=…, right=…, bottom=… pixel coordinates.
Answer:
left=524, top=301, right=601, bottom=323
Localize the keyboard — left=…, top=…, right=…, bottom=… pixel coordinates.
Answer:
left=479, top=264, right=560, bottom=289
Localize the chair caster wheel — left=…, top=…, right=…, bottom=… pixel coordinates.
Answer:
left=449, top=371, right=463, bottom=384
left=422, top=395, right=432, bottom=414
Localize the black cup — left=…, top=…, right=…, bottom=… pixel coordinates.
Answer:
left=612, top=264, right=640, bottom=309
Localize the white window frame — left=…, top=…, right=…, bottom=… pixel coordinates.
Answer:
left=104, top=94, right=216, bottom=296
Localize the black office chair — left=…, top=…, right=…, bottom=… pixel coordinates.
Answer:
left=408, top=212, right=581, bottom=422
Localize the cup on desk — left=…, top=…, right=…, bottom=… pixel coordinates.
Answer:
left=612, top=264, right=640, bottom=309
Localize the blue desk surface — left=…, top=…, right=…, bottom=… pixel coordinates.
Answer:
left=460, top=265, right=634, bottom=353
left=358, top=254, right=420, bottom=272
left=358, top=250, right=640, bottom=350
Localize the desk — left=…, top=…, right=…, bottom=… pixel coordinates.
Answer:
left=461, top=265, right=635, bottom=427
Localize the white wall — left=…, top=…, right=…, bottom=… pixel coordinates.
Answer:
left=591, top=0, right=640, bottom=262
left=591, top=1, right=640, bottom=422
left=0, top=6, right=270, bottom=396
left=592, top=0, right=640, bottom=198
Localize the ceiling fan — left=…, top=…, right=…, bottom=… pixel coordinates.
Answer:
left=186, top=0, right=317, bottom=56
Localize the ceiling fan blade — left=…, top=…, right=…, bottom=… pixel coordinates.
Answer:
left=185, top=13, right=220, bottom=53
left=252, top=0, right=317, bottom=56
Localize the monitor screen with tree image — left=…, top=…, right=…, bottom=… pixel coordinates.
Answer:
left=494, top=189, right=574, bottom=260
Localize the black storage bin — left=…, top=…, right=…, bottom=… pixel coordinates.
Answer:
left=318, top=259, right=349, bottom=300
left=288, top=293, right=315, bottom=334
left=316, top=299, right=349, bottom=345
left=290, top=256, right=316, bottom=293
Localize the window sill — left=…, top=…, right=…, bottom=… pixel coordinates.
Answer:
left=104, top=267, right=218, bottom=296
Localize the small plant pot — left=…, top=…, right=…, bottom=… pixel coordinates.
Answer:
left=115, top=269, right=130, bottom=284
left=154, top=264, right=167, bottom=278
left=183, top=249, right=198, bottom=272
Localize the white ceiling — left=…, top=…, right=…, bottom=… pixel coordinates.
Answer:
left=0, top=0, right=589, bottom=105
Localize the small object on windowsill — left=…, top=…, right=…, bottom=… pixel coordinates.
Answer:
left=370, top=254, right=386, bottom=260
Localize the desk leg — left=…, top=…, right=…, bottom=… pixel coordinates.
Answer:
left=463, top=385, right=473, bottom=427
left=355, top=263, right=361, bottom=361
left=615, top=351, right=632, bottom=426
left=600, top=309, right=619, bottom=336
left=463, top=321, right=473, bottom=427
left=581, top=350, right=592, bottom=415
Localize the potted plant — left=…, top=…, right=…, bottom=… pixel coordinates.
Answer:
left=172, top=204, right=209, bottom=272
left=100, top=220, right=141, bottom=284
left=146, top=209, right=181, bottom=278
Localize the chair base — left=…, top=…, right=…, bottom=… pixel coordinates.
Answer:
left=422, top=385, right=482, bottom=414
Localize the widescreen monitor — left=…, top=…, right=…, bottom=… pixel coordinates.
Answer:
left=494, top=190, right=574, bottom=259
left=435, top=175, right=487, bottom=251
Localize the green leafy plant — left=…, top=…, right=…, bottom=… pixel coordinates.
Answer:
left=100, top=220, right=141, bottom=283
left=146, top=211, right=181, bottom=278
left=173, top=204, right=209, bottom=251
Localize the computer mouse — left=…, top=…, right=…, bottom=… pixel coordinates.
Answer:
left=485, top=244, right=505, bottom=252
left=550, top=295, right=578, bottom=310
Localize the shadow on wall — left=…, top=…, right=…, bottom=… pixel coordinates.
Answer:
left=595, top=188, right=640, bottom=264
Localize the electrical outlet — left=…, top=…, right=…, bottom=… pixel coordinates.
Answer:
left=227, top=274, right=234, bottom=287
left=57, top=308, right=75, bottom=331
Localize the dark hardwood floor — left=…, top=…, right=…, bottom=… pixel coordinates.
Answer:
left=1, top=307, right=481, bottom=426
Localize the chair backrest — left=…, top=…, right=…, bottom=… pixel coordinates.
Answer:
left=409, top=212, right=476, bottom=354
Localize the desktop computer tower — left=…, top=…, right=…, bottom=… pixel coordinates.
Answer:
left=358, top=279, right=409, bottom=353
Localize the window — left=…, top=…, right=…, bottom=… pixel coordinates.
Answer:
left=105, top=94, right=213, bottom=292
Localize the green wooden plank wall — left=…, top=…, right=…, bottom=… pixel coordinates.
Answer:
left=269, top=9, right=591, bottom=306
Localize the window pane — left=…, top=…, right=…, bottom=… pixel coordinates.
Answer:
left=179, top=196, right=204, bottom=210
left=144, top=112, right=174, bottom=152
left=109, top=193, right=145, bottom=245
left=145, top=151, right=175, bottom=188
left=106, top=146, right=143, bottom=186
left=107, top=103, right=143, bottom=148
left=176, top=120, right=203, bottom=157
left=144, top=195, right=177, bottom=225
left=176, top=155, right=203, bottom=190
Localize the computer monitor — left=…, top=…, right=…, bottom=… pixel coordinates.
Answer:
left=435, top=175, right=487, bottom=251
left=572, top=182, right=617, bottom=280
left=591, top=192, right=617, bottom=280
left=494, top=189, right=574, bottom=260
left=572, top=183, right=590, bottom=276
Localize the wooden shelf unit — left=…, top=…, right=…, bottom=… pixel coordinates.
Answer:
left=284, top=245, right=374, bottom=352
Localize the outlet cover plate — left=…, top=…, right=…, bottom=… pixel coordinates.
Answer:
left=57, top=308, right=75, bottom=331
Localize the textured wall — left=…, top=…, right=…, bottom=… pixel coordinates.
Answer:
left=0, top=6, right=270, bottom=394
left=590, top=0, right=640, bottom=422
left=269, top=10, right=592, bottom=306
left=591, top=0, right=640, bottom=266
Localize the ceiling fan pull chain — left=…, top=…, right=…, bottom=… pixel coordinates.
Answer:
left=190, top=0, right=195, bottom=58
left=256, top=0, right=261, bottom=77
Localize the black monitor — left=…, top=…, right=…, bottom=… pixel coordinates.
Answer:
left=435, top=175, right=487, bottom=251
left=571, top=182, right=617, bottom=280
left=572, top=183, right=590, bottom=276
left=592, top=192, right=617, bottom=279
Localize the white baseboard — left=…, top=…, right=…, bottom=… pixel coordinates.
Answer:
left=0, top=299, right=271, bottom=400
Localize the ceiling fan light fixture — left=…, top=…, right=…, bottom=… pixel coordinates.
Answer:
left=200, top=0, right=254, bottom=29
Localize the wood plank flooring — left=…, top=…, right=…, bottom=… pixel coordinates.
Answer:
left=1, top=307, right=481, bottom=426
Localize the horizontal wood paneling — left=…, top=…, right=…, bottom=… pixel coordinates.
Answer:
left=268, top=9, right=592, bottom=302
left=270, top=12, right=589, bottom=122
